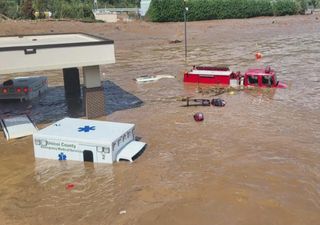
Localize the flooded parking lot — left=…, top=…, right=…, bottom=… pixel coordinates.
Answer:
left=0, top=15, right=319, bottom=225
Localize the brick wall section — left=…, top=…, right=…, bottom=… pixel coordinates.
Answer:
left=83, top=86, right=106, bottom=118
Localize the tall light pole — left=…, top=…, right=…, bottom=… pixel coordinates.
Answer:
left=184, top=0, right=188, bottom=63
left=93, top=0, right=98, bottom=10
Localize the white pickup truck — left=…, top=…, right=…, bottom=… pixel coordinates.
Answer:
left=0, top=76, right=48, bottom=101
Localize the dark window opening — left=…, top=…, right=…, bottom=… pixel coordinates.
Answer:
left=262, top=76, right=273, bottom=86
left=119, top=158, right=130, bottom=162
left=248, top=76, right=258, bottom=85
left=83, top=150, right=93, bottom=162
left=132, top=146, right=146, bottom=161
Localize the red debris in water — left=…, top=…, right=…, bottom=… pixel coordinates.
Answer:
left=66, top=183, right=75, bottom=190
left=193, top=112, right=204, bottom=122
left=255, top=52, right=262, bottom=59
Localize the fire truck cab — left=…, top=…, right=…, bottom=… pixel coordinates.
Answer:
left=243, top=66, right=287, bottom=88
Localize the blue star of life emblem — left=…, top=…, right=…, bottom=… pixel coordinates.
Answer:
left=58, top=152, right=67, bottom=161
left=78, top=125, right=96, bottom=133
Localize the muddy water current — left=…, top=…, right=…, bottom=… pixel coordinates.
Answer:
left=0, top=24, right=320, bottom=225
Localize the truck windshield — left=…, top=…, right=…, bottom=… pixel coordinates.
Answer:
left=262, top=76, right=274, bottom=86
left=247, top=75, right=258, bottom=85
left=132, top=146, right=146, bottom=161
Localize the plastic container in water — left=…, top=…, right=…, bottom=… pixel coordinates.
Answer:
left=193, top=112, right=204, bottom=122
left=211, top=98, right=226, bottom=107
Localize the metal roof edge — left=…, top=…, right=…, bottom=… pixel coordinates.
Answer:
left=0, top=32, right=114, bottom=52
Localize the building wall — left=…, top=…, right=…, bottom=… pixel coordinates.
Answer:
left=140, top=0, right=151, bottom=16
left=94, top=13, right=118, bottom=23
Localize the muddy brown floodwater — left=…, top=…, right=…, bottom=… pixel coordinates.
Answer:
left=0, top=15, right=320, bottom=225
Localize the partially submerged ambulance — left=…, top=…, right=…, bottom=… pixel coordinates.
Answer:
left=33, top=118, right=146, bottom=163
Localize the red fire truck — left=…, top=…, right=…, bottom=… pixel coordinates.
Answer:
left=184, top=65, right=287, bottom=88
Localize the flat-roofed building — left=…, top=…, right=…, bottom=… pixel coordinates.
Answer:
left=0, top=33, right=116, bottom=118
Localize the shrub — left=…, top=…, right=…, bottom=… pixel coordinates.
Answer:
left=47, top=0, right=94, bottom=20
left=21, top=0, right=35, bottom=19
left=0, top=0, right=20, bottom=19
left=0, top=0, right=9, bottom=15
left=147, top=0, right=185, bottom=22
left=271, top=0, right=301, bottom=16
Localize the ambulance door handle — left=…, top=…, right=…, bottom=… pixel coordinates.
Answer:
left=24, top=48, right=37, bottom=55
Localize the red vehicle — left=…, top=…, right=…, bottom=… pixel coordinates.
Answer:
left=184, top=65, right=287, bottom=88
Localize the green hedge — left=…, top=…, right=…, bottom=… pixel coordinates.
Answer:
left=272, top=0, right=301, bottom=16
left=147, top=0, right=303, bottom=22
left=146, top=0, right=185, bottom=22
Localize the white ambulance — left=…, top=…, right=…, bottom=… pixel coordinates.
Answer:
left=33, top=118, right=146, bottom=163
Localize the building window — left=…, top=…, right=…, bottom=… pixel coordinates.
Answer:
left=102, top=147, right=110, bottom=153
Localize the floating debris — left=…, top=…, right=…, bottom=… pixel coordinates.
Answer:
left=211, top=98, right=226, bottom=107
left=119, top=210, right=127, bottom=215
left=169, top=39, right=182, bottom=44
left=183, top=97, right=226, bottom=107
left=186, top=98, right=211, bottom=106
left=135, top=75, right=175, bottom=83
left=196, top=87, right=225, bottom=96
left=194, top=112, right=204, bottom=122
left=65, top=183, right=75, bottom=190
left=255, top=52, right=263, bottom=59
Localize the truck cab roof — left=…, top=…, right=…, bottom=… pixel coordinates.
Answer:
left=245, top=67, right=275, bottom=76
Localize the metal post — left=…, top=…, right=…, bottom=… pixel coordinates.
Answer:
left=184, top=3, right=187, bottom=62
left=93, top=0, right=98, bottom=10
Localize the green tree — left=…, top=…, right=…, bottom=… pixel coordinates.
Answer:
left=309, top=0, right=319, bottom=7
left=0, top=0, right=9, bottom=15
left=21, top=0, right=35, bottom=19
left=34, top=0, right=47, bottom=12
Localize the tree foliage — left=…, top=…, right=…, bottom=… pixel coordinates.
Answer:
left=0, top=0, right=140, bottom=20
left=147, top=0, right=306, bottom=22
left=21, top=0, right=35, bottom=19
left=0, top=0, right=313, bottom=20
left=46, top=0, right=94, bottom=19
left=147, top=0, right=185, bottom=22
left=271, top=0, right=301, bottom=16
